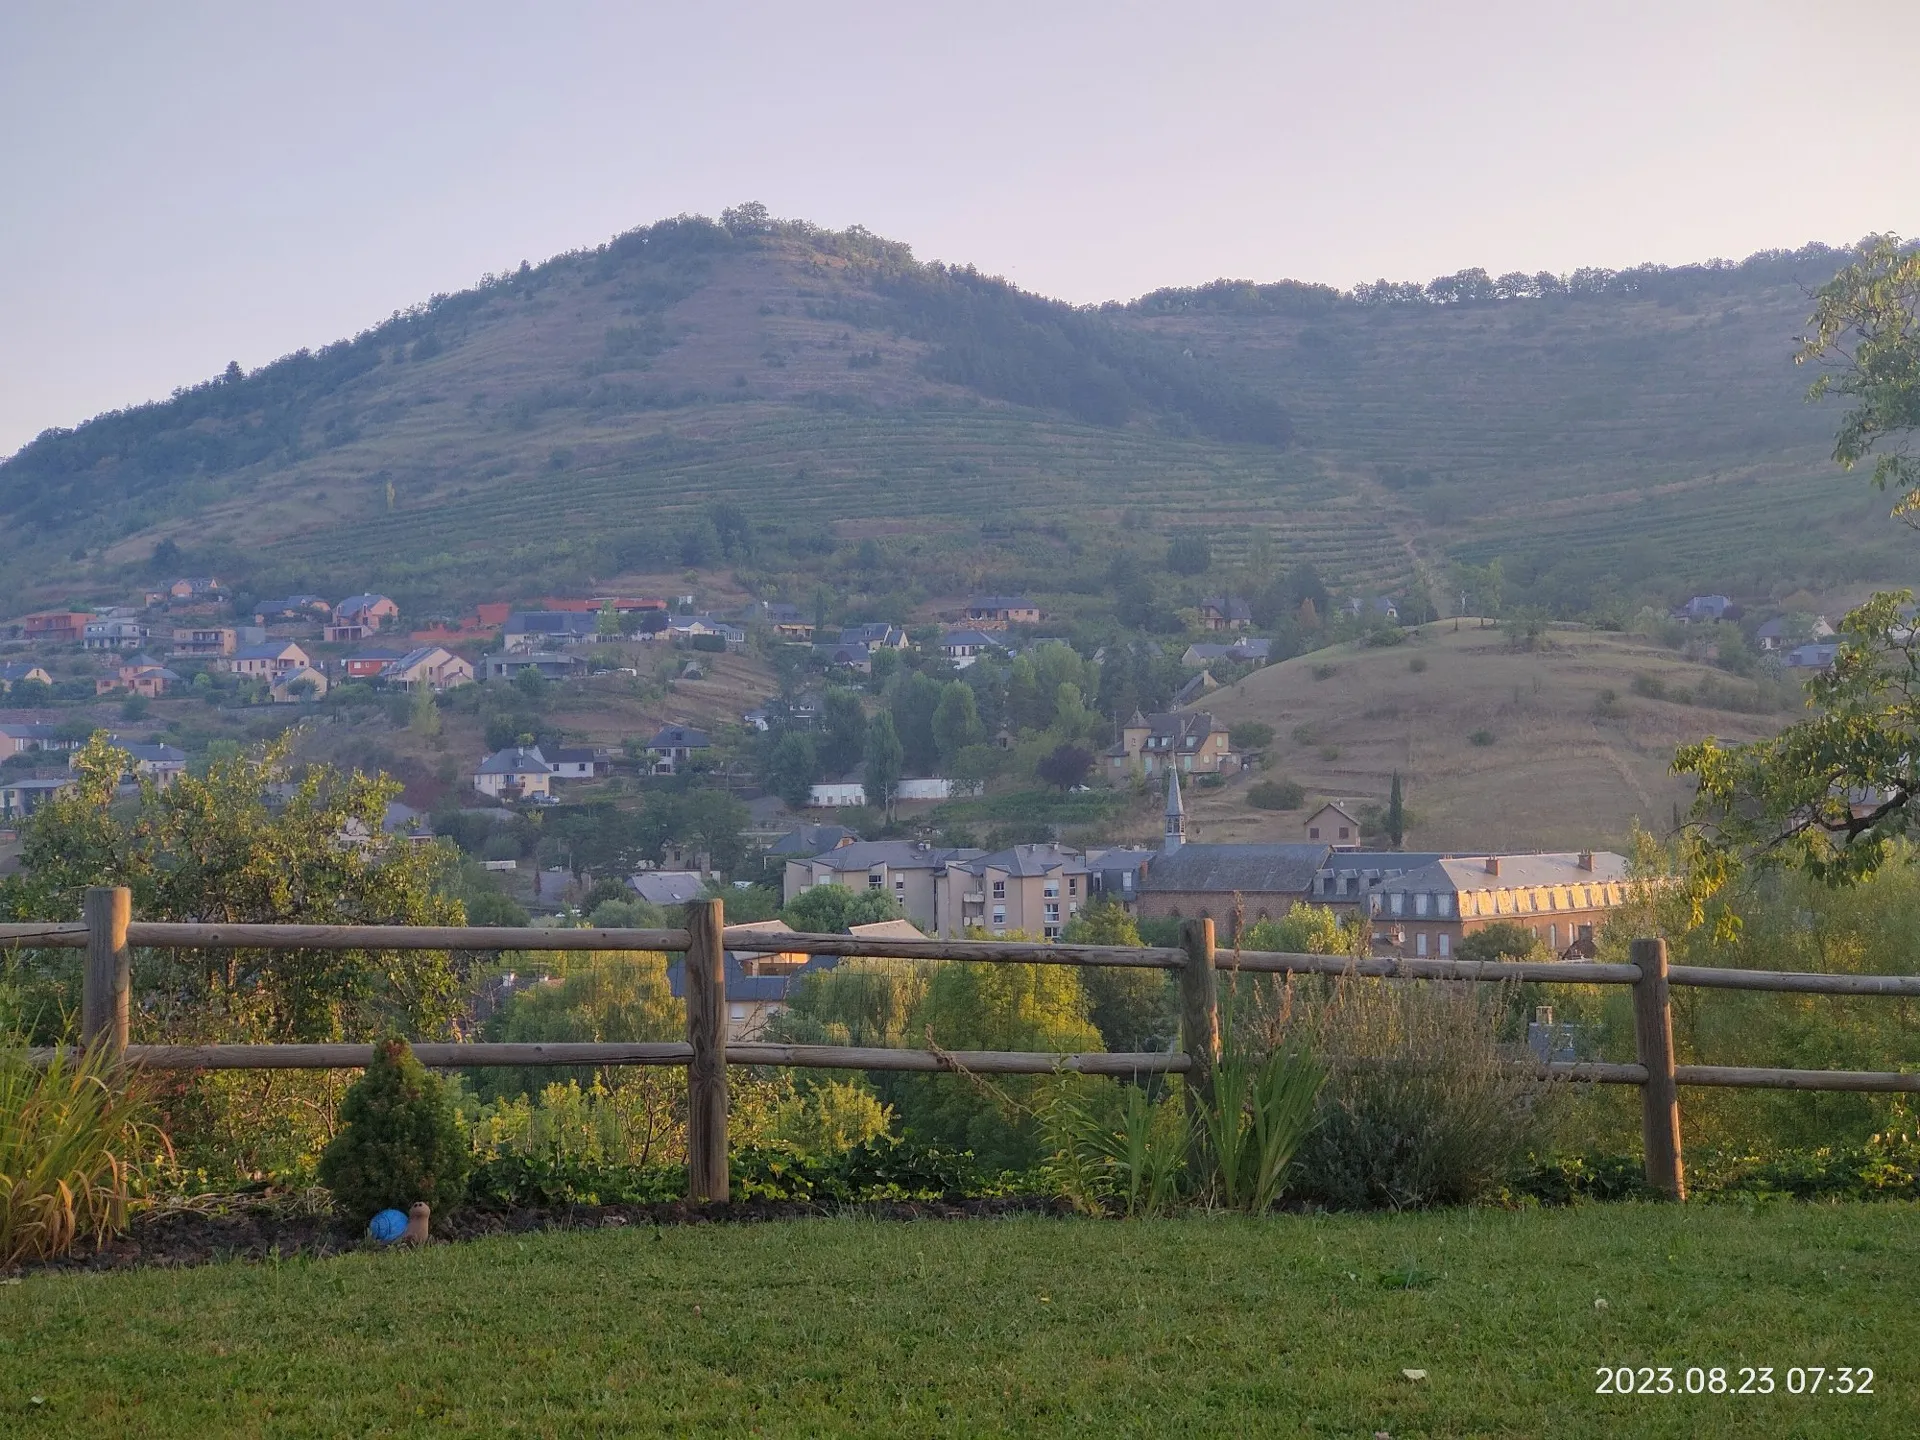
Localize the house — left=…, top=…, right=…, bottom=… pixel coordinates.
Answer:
left=1782, top=642, right=1841, bottom=671
left=840, top=623, right=908, bottom=650
left=1104, top=710, right=1239, bottom=779
left=1135, top=770, right=1331, bottom=931
left=232, top=641, right=312, bottom=681
left=745, top=601, right=814, bottom=641
left=935, top=843, right=1091, bottom=938
left=1340, top=596, right=1400, bottom=622
left=0, top=662, right=53, bottom=692
left=644, top=724, right=711, bottom=775
left=1085, top=846, right=1157, bottom=911
left=484, top=651, right=585, bottom=681
left=1181, top=638, right=1273, bottom=668
left=1675, top=595, right=1736, bottom=623
left=783, top=840, right=979, bottom=933
left=808, top=779, right=868, bottom=807
left=269, top=666, right=330, bottom=703
left=382, top=646, right=474, bottom=691
left=630, top=871, right=709, bottom=906
left=0, top=723, right=86, bottom=757
left=897, top=778, right=960, bottom=802
left=668, top=615, right=746, bottom=648
left=253, top=595, right=331, bottom=625
left=666, top=920, right=834, bottom=1040
left=1369, top=850, right=1634, bottom=960
left=1172, top=672, right=1219, bottom=707
left=117, top=743, right=189, bottom=788
left=83, top=616, right=151, bottom=650
left=1199, top=597, right=1252, bottom=631
left=940, top=628, right=1001, bottom=670
left=813, top=641, right=872, bottom=674
left=537, top=595, right=667, bottom=616
left=474, top=745, right=555, bottom=800
left=324, top=594, right=400, bottom=643
left=502, top=611, right=600, bottom=650
left=343, top=647, right=411, bottom=680
left=0, top=777, right=76, bottom=820
left=170, top=626, right=237, bottom=659
left=742, top=709, right=770, bottom=732
left=546, top=747, right=607, bottom=780
left=167, top=577, right=225, bottom=602
left=23, top=612, right=95, bottom=644
left=762, top=825, right=859, bottom=871
left=1301, top=801, right=1362, bottom=848
left=1756, top=615, right=1835, bottom=652
left=98, top=659, right=180, bottom=698
left=964, top=595, right=1039, bottom=628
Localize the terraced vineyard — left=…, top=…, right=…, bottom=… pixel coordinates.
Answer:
left=1, top=214, right=1905, bottom=614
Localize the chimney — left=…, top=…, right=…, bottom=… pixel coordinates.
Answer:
left=1484, top=856, right=1500, bottom=876
left=1577, top=850, right=1594, bottom=871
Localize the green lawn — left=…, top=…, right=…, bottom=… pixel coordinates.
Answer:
left=2, top=1204, right=1912, bottom=1438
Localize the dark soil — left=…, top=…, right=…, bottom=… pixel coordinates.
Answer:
left=10, top=1195, right=1072, bottom=1278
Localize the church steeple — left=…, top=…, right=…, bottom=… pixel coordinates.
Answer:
left=1164, top=766, right=1185, bottom=852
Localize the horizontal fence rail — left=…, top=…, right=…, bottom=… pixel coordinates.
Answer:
left=13, top=888, right=1920, bottom=1202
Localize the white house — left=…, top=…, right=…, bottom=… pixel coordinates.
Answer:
left=940, top=628, right=1000, bottom=670
left=809, top=780, right=868, bottom=807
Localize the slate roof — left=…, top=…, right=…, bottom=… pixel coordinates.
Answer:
left=630, top=871, right=708, bottom=905
left=505, top=611, right=598, bottom=637
left=967, top=595, right=1033, bottom=611
left=476, top=746, right=552, bottom=776
left=646, top=725, right=711, bottom=751
left=1312, top=850, right=1452, bottom=900
left=946, top=843, right=1088, bottom=879
left=941, top=629, right=1001, bottom=649
left=122, top=743, right=188, bottom=766
left=766, top=824, right=859, bottom=858
left=802, top=841, right=973, bottom=874
left=1140, top=844, right=1333, bottom=896
left=335, top=594, right=395, bottom=618
left=235, top=641, right=306, bottom=661
left=1375, top=852, right=1631, bottom=896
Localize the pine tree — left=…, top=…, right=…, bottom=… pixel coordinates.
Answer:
left=1388, top=771, right=1405, bottom=849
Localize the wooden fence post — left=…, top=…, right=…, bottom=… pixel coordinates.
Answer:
left=685, top=897, right=729, bottom=1202
left=1180, top=917, right=1219, bottom=1159
left=81, top=885, right=132, bottom=1055
left=1630, top=936, right=1686, bottom=1200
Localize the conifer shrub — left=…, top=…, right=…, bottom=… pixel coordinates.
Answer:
left=317, top=1037, right=469, bottom=1223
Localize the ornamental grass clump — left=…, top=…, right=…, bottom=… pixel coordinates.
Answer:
left=317, top=1037, right=469, bottom=1224
left=0, top=1038, right=171, bottom=1265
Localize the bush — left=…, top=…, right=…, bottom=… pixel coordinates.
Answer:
left=1468, top=729, right=1496, bottom=746
left=1311, top=664, right=1338, bottom=681
left=1407, top=656, right=1428, bottom=674
left=1284, top=979, right=1548, bottom=1209
left=1228, top=722, right=1274, bottom=752
left=1247, top=779, right=1306, bottom=810
left=317, top=1037, right=470, bottom=1223
left=689, top=633, right=727, bottom=653
left=0, top=1040, right=170, bottom=1265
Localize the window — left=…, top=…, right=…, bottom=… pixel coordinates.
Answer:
left=1437, top=893, right=1453, bottom=918
left=1068, top=877, right=1078, bottom=896
left=729, top=1005, right=746, bottom=1022
left=1548, top=924, right=1558, bottom=949
left=1309, top=826, right=1320, bottom=839
left=868, top=873, right=884, bottom=890
left=1414, top=893, right=1430, bottom=917
left=993, top=879, right=1006, bottom=899
left=1043, top=881, right=1059, bottom=899
left=1415, top=932, right=1429, bottom=957
left=1437, top=933, right=1450, bottom=958
left=1338, top=826, right=1350, bottom=840
left=894, top=876, right=905, bottom=891
left=1045, top=903, right=1059, bottom=924
left=1390, top=893, right=1405, bottom=916
left=992, top=906, right=1006, bottom=926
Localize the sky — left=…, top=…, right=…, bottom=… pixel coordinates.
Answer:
left=3, top=0, right=1917, bottom=456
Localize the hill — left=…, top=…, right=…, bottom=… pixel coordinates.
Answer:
left=1182, top=621, right=1791, bottom=854
left=0, top=211, right=1903, bottom=622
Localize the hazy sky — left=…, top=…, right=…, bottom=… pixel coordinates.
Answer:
left=4, top=0, right=1916, bottom=456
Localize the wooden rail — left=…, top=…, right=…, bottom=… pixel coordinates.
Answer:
left=10, top=887, right=1918, bottom=1203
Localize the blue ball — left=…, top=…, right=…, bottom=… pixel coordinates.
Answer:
left=368, top=1208, right=409, bottom=1243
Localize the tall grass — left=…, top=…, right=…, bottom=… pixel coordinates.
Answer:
left=1245, top=974, right=1551, bottom=1210
left=0, top=1040, right=171, bottom=1265
left=1046, top=1083, right=1187, bottom=1217
left=1203, top=1044, right=1324, bottom=1213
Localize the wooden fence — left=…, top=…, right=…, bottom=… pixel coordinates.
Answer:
left=8, top=888, right=1920, bottom=1203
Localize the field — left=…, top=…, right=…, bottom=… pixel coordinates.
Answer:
left=3, top=1204, right=1911, bottom=1437
left=1186, top=621, right=1791, bottom=853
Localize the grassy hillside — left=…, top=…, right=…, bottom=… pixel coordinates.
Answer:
left=1, top=213, right=1904, bottom=620
left=1186, top=621, right=1792, bottom=853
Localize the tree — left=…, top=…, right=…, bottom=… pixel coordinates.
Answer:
left=1455, top=922, right=1547, bottom=964
left=0, top=734, right=463, bottom=1043
left=889, top=672, right=943, bottom=775
left=818, top=688, right=867, bottom=775
left=1387, top=771, right=1405, bottom=849
left=781, top=884, right=904, bottom=933
left=763, top=732, right=819, bottom=809
left=1243, top=903, right=1363, bottom=957
left=930, top=682, right=984, bottom=769
left=595, top=601, right=622, bottom=638
left=864, top=712, right=904, bottom=820
left=1061, top=902, right=1177, bottom=1051
left=1166, top=534, right=1212, bottom=575
left=1676, top=240, right=1920, bottom=906
left=1229, top=722, right=1274, bottom=754
left=1036, top=743, right=1093, bottom=791
left=512, top=666, right=548, bottom=701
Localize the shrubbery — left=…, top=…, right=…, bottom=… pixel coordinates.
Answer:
left=1247, top=779, right=1306, bottom=810
left=317, top=1038, right=470, bottom=1223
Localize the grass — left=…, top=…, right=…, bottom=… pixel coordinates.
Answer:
left=2, top=1204, right=1913, bottom=1436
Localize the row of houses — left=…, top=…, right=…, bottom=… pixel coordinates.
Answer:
left=772, top=772, right=1635, bottom=959
left=471, top=724, right=715, bottom=800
